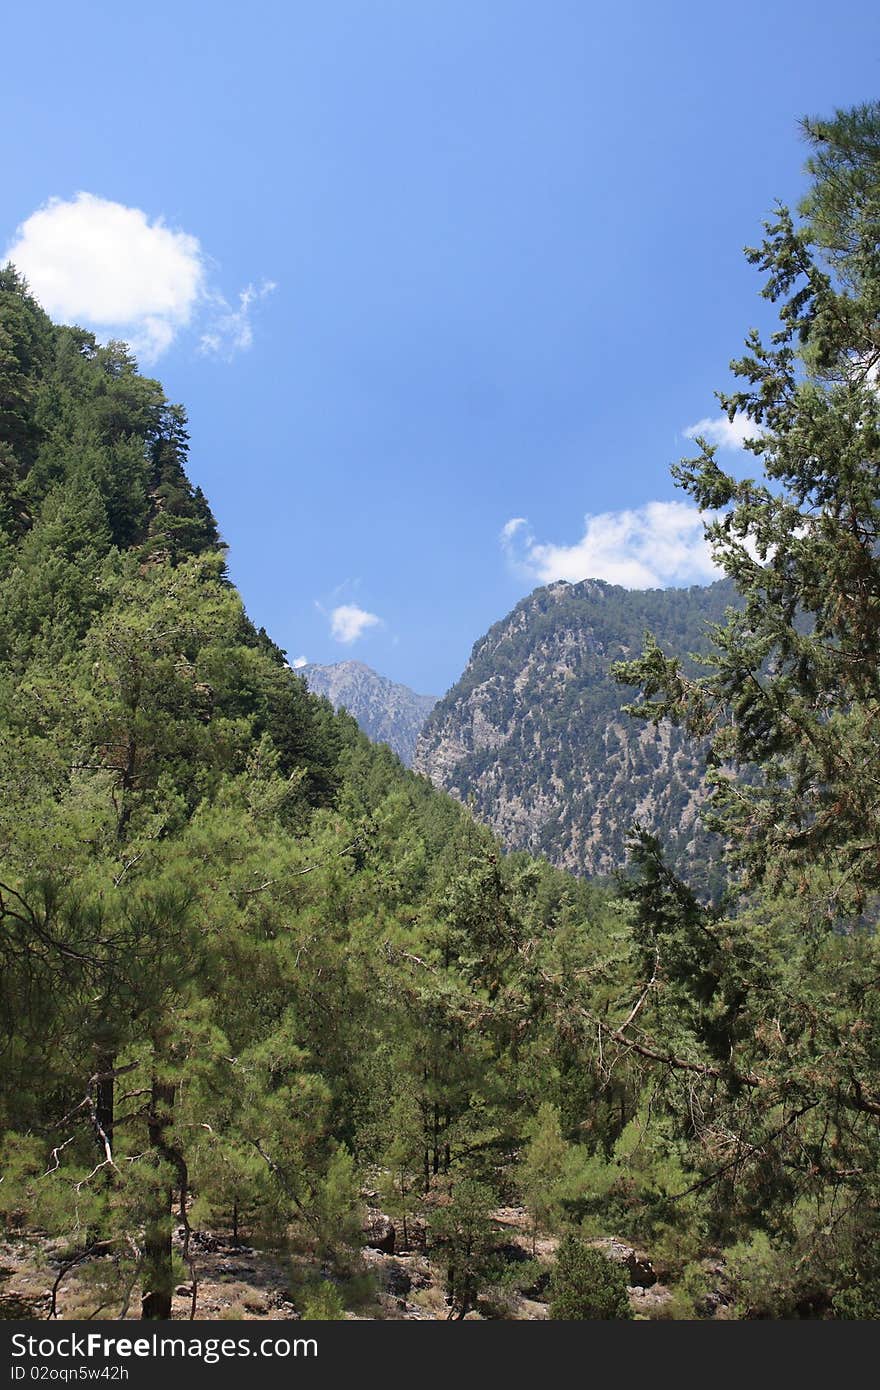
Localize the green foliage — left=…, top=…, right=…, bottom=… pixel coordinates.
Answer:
left=615, top=102, right=880, bottom=912
left=722, top=1202, right=880, bottom=1320
left=548, top=1236, right=632, bottom=1320
left=518, top=1103, right=569, bottom=1252
left=5, top=104, right=880, bottom=1323
left=0, top=267, right=640, bottom=1319
left=606, top=100, right=880, bottom=1315
left=430, top=1180, right=499, bottom=1319
left=301, top=1281, right=346, bottom=1320
left=376, top=1085, right=425, bottom=1250
left=313, top=1145, right=363, bottom=1259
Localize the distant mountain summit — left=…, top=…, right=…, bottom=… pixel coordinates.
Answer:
left=301, top=660, right=437, bottom=766
left=414, top=577, right=738, bottom=883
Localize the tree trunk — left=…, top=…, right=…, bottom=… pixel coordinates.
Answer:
left=141, top=1077, right=175, bottom=1320
left=95, top=1050, right=115, bottom=1154
left=421, top=1088, right=431, bottom=1194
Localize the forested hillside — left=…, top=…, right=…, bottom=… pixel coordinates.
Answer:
left=414, top=577, right=736, bottom=884
left=0, top=269, right=629, bottom=1319
left=2, top=98, right=880, bottom=1324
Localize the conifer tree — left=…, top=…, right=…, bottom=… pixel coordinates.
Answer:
left=605, top=103, right=880, bottom=1298
left=518, top=1102, right=569, bottom=1255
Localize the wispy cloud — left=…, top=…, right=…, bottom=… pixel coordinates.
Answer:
left=199, top=279, right=277, bottom=359
left=500, top=517, right=529, bottom=542
left=330, top=604, right=381, bottom=644
left=290, top=655, right=308, bottom=669
left=501, top=500, right=721, bottom=589
left=683, top=412, right=757, bottom=450
left=4, top=192, right=274, bottom=362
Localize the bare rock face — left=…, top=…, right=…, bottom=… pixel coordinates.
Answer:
left=301, top=661, right=436, bottom=767
left=415, top=577, right=737, bottom=884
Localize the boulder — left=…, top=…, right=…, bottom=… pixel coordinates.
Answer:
left=360, top=1248, right=414, bottom=1297
left=399, top=1219, right=426, bottom=1253
left=629, top=1283, right=674, bottom=1316
left=384, top=1262, right=412, bottom=1298
left=188, top=1230, right=221, bottom=1252
left=362, top=1209, right=395, bottom=1254
left=592, top=1237, right=657, bottom=1288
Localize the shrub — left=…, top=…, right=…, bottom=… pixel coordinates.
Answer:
left=548, top=1236, right=632, bottom=1319
left=301, top=1280, right=345, bottom=1320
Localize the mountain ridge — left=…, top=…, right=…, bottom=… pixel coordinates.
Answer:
left=414, top=575, right=737, bottom=883
left=301, top=658, right=437, bottom=766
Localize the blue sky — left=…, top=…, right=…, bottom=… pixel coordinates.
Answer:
left=3, top=1, right=879, bottom=695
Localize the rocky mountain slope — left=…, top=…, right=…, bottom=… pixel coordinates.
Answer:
left=301, top=659, right=437, bottom=765
left=414, top=577, right=737, bottom=882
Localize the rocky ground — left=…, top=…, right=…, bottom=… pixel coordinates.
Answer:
left=0, top=1206, right=693, bottom=1321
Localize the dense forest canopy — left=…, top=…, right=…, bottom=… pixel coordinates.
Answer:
left=1, top=99, right=880, bottom=1322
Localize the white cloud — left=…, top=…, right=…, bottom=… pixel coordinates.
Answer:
left=500, top=516, right=528, bottom=542
left=5, top=193, right=204, bottom=362
left=290, top=655, right=308, bottom=669
left=4, top=192, right=274, bottom=362
left=199, top=279, right=277, bottom=359
left=330, top=604, right=381, bottom=644
left=502, top=501, right=721, bottom=589
left=683, top=413, right=757, bottom=450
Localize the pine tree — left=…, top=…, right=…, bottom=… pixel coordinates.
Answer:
left=605, top=103, right=880, bottom=1297
left=548, top=1236, right=632, bottom=1320
left=518, top=1102, right=569, bottom=1255
left=616, top=104, right=880, bottom=914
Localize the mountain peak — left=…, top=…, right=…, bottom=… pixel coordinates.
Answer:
left=415, top=577, right=736, bottom=886
left=301, top=661, right=437, bottom=765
